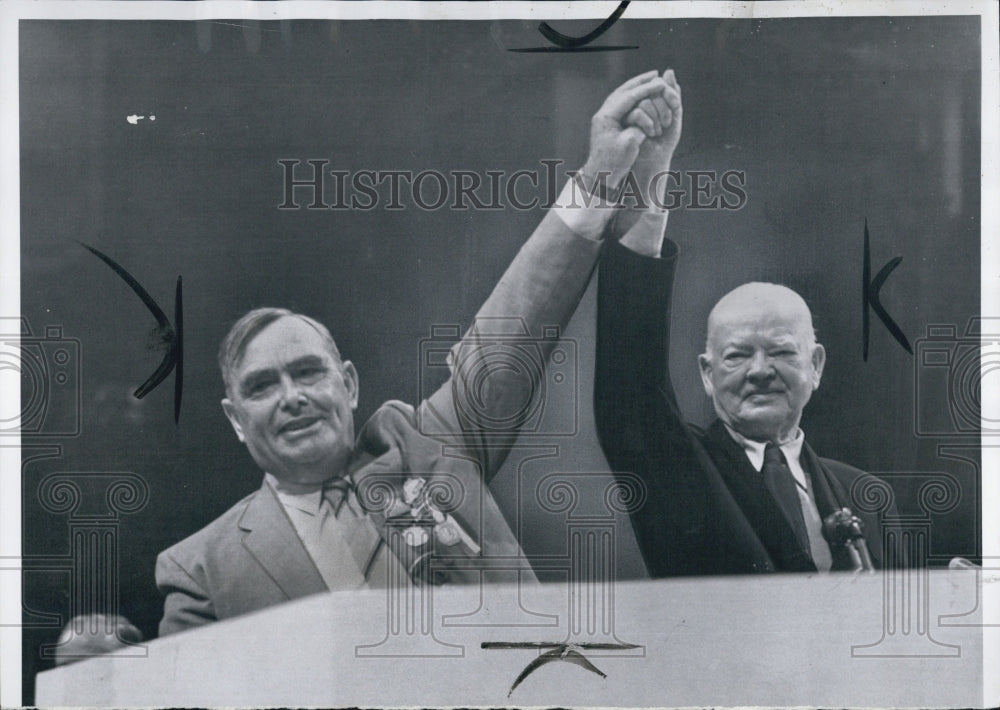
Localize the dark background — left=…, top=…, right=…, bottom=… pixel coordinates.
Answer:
left=19, top=16, right=981, bottom=702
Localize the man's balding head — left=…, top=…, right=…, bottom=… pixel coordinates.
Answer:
left=698, top=282, right=825, bottom=444
left=705, top=282, right=816, bottom=356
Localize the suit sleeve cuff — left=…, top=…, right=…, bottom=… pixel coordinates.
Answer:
left=618, top=209, right=670, bottom=258
left=551, top=177, right=619, bottom=241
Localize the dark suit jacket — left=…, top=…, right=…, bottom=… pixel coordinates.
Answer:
left=594, top=238, right=896, bottom=578
left=156, top=209, right=605, bottom=636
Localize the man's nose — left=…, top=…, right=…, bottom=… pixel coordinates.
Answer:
left=278, top=375, right=306, bottom=410
left=745, top=351, right=774, bottom=380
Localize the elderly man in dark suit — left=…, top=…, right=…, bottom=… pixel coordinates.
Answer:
left=594, top=71, right=895, bottom=578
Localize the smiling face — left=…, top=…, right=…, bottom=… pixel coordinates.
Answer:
left=221, top=316, right=359, bottom=485
left=698, top=283, right=825, bottom=444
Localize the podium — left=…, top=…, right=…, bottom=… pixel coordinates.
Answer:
left=35, top=570, right=988, bottom=707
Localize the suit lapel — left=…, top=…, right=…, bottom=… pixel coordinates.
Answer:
left=799, top=443, right=840, bottom=519
left=799, top=445, right=885, bottom=569
left=799, top=445, right=855, bottom=571
left=703, top=420, right=761, bottom=488
left=237, top=480, right=328, bottom=600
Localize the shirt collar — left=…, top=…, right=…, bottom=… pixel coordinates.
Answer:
left=264, top=472, right=324, bottom=515
left=722, top=423, right=805, bottom=473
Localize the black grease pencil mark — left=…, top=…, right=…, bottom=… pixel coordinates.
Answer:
left=508, top=0, right=637, bottom=53
left=862, top=219, right=912, bottom=361
left=76, top=241, right=184, bottom=423
left=482, top=641, right=639, bottom=696
left=173, top=275, right=183, bottom=424
left=538, top=1, right=630, bottom=48
left=507, top=46, right=637, bottom=53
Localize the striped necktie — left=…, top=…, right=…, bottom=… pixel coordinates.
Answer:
left=307, top=475, right=385, bottom=589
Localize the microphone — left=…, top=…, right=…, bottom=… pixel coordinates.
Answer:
left=822, top=508, right=875, bottom=573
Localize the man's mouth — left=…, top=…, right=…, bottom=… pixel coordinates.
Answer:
left=279, top=416, right=322, bottom=435
left=745, top=390, right=782, bottom=400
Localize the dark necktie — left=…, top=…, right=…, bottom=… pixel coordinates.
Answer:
left=762, top=443, right=810, bottom=558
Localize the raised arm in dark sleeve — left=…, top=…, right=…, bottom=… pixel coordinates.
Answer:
left=595, top=238, right=772, bottom=577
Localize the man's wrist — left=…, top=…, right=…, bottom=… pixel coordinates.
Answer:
left=574, top=166, right=625, bottom=205
left=630, top=154, right=674, bottom=212
left=551, top=174, right=620, bottom=241
left=618, top=208, right=668, bottom=258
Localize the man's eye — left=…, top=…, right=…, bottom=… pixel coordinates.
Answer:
left=247, top=380, right=277, bottom=397
left=295, top=366, right=326, bottom=382
left=723, top=352, right=747, bottom=362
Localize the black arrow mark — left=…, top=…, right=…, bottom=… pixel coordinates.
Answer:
left=76, top=241, right=183, bottom=423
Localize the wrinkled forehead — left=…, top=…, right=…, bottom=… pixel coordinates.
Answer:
left=238, top=316, right=339, bottom=366
left=708, top=314, right=811, bottom=347
left=225, top=315, right=342, bottom=390
left=707, top=295, right=815, bottom=349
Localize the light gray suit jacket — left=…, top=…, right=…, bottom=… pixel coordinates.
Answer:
left=156, top=209, right=604, bottom=636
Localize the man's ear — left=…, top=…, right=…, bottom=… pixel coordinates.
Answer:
left=698, top=352, right=715, bottom=397
left=810, top=343, right=827, bottom=390
left=341, top=360, right=360, bottom=410
left=221, top=398, right=246, bottom=443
